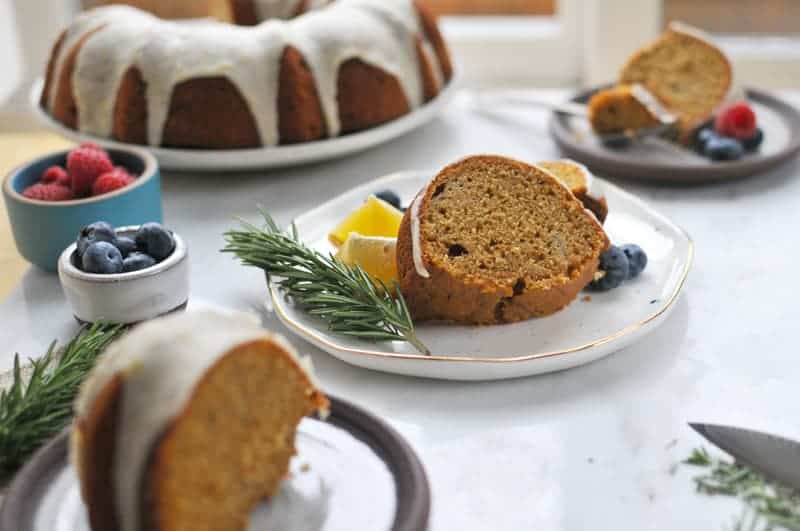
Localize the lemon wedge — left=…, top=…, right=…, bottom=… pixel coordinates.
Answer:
left=337, top=233, right=398, bottom=288
left=328, top=195, right=403, bottom=248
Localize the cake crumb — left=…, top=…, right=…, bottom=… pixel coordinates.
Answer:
left=582, top=295, right=592, bottom=302
left=300, top=462, right=311, bottom=473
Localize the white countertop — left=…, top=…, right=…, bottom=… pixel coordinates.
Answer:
left=2, top=90, right=800, bottom=530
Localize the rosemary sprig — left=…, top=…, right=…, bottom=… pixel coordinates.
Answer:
left=222, top=210, right=430, bottom=355
left=0, top=323, right=123, bottom=482
left=685, top=447, right=800, bottom=530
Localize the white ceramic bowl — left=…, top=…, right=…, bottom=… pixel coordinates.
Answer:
left=57, top=225, right=189, bottom=324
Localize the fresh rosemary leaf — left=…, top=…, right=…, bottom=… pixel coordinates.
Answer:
left=0, top=323, right=123, bottom=483
left=222, top=210, right=430, bottom=355
left=685, top=446, right=800, bottom=530
left=685, top=446, right=712, bottom=466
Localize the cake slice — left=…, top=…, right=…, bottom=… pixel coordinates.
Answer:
left=587, top=84, right=671, bottom=136
left=538, top=159, right=608, bottom=223
left=620, top=22, right=732, bottom=142
left=71, top=310, right=328, bottom=531
left=396, top=155, right=609, bottom=324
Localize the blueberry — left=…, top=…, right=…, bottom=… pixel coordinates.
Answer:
left=134, top=223, right=175, bottom=261
left=705, top=136, right=744, bottom=161
left=588, top=245, right=629, bottom=291
left=694, top=127, right=717, bottom=153
left=77, top=221, right=117, bottom=257
left=621, top=244, right=647, bottom=279
left=742, top=127, right=764, bottom=152
left=82, top=241, right=123, bottom=274
left=115, top=236, right=137, bottom=257
left=374, top=190, right=402, bottom=210
left=122, top=252, right=156, bottom=273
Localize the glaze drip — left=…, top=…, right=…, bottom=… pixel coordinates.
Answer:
left=409, top=188, right=431, bottom=278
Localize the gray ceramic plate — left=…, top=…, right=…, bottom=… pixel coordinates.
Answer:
left=550, top=87, right=800, bottom=183
left=0, top=396, right=429, bottom=531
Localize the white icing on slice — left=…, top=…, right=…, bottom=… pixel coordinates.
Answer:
left=629, top=83, right=676, bottom=125
left=46, top=0, right=445, bottom=147
left=409, top=188, right=430, bottom=278
left=73, top=309, right=321, bottom=531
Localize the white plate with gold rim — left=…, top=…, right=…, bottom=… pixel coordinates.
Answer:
left=270, top=171, right=693, bottom=381
left=29, top=76, right=459, bottom=173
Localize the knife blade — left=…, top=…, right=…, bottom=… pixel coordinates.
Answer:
left=690, top=422, right=800, bottom=491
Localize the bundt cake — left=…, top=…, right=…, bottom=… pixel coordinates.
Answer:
left=587, top=84, right=672, bottom=136
left=396, top=155, right=609, bottom=324
left=71, top=310, right=328, bottom=531
left=620, top=22, right=732, bottom=142
left=41, top=0, right=453, bottom=149
left=538, top=159, right=608, bottom=223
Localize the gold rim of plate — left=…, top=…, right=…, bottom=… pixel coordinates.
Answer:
left=268, top=182, right=694, bottom=364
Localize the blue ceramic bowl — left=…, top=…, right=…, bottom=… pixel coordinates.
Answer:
left=2, top=146, right=162, bottom=272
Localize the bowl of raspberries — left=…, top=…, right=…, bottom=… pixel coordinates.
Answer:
left=58, top=221, right=189, bottom=324
left=2, top=144, right=162, bottom=271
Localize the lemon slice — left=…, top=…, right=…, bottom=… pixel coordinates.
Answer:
left=337, top=233, right=398, bottom=288
left=328, top=195, right=403, bottom=247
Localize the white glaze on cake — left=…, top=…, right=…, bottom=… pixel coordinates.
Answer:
left=409, top=189, right=430, bottom=278
left=46, top=0, right=445, bottom=146
left=72, top=309, right=320, bottom=531
left=629, top=83, right=676, bottom=125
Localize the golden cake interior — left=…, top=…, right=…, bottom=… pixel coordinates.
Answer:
left=422, top=158, right=605, bottom=292
left=148, top=340, right=321, bottom=531
left=73, top=338, right=327, bottom=531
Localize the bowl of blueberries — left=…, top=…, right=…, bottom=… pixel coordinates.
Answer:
left=57, top=221, right=189, bottom=324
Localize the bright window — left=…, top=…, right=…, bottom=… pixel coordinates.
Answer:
left=436, top=0, right=800, bottom=89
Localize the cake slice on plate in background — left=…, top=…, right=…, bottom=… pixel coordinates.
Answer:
left=618, top=22, right=733, bottom=142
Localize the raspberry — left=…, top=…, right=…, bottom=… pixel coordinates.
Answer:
left=67, top=147, right=113, bottom=197
left=22, top=183, right=74, bottom=201
left=92, top=167, right=135, bottom=196
left=715, top=101, right=757, bottom=141
left=41, top=165, right=70, bottom=186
